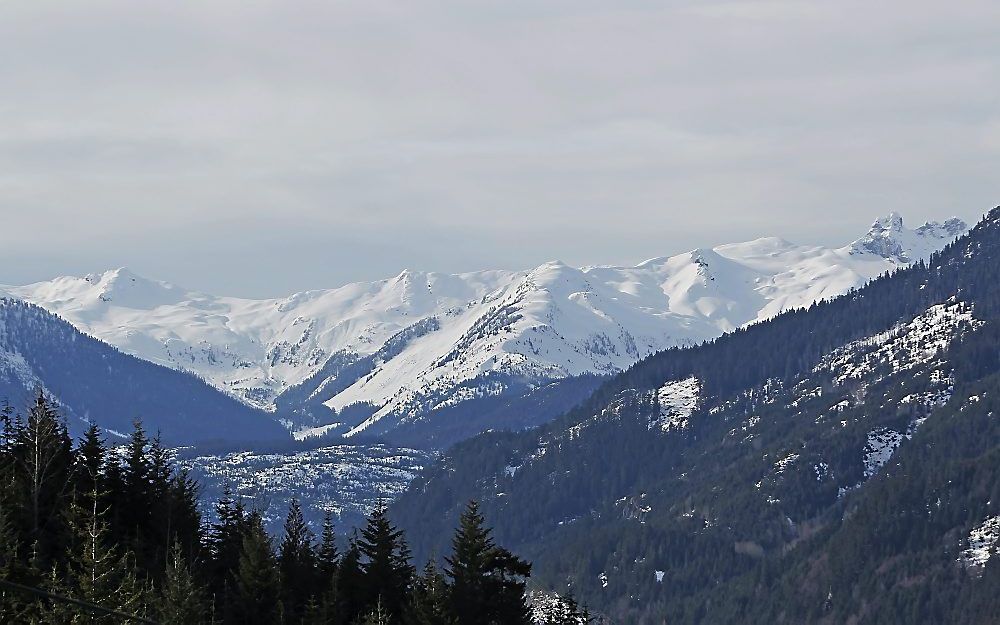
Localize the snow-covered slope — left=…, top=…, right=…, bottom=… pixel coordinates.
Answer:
left=0, top=213, right=966, bottom=443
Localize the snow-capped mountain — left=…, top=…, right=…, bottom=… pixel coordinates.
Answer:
left=0, top=213, right=966, bottom=445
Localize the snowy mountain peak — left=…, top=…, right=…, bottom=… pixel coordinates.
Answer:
left=915, top=217, right=967, bottom=239
left=848, top=213, right=967, bottom=263
left=16, top=267, right=189, bottom=311
left=873, top=211, right=905, bottom=233
left=88, top=267, right=188, bottom=308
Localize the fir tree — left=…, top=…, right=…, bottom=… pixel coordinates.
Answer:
left=358, top=503, right=414, bottom=622
left=0, top=492, right=28, bottom=619
left=117, top=419, right=153, bottom=558
left=166, top=467, right=202, bottom=560
left=147, top=433, right=174, bottom=568
left=231, top=511, right=281, bottom=624
left=13, top=392, right=73, bottom=571
left=279, top=498, right=318, bottom=621
left=73, top=423, right=105, bottom=504
left=157, top=542, right=208, bottom=625
left=404, top=559, right=454, bottom=625
left=445, top=500, right=532, bottom=625
left=206, top=486, right=245, bottom=609
left=318, top=511, right=340, bottom=579
left=314, top=511, right=342, bottom=624
left=44, top=487, right=147, bottom=623
left=338, top=537, right=365, bottom=625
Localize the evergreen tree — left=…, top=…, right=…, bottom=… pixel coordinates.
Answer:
left=157, top=542, right=208, bottom=625
left=337, top=537, right=365, bottom=625
left=358, top=503, right=414, bottom=622
left=231, top=511, right=281, bottom=625
left=146, top=433, right=174, bottom=574
left=13, top=392, right=73, bottom=571
left=117, top=419, right=153, bottom=559
left=44, top=488, right=147, bottom=623
left=356, top=597, right=392, bottom=625
left=404, top=560, right=454, bottom=625
left=279, top=498, right=318, bottom=621
left=206, top=486, right=245, bottom=610
left=318, top=511, right=340, bottom=579
left=166, top=467, right=202, bottom=560
left=313, top=511, right=341, bottom=624
left=73, top=423, right=105, bottom=504
left=445, top=501, right=532, bottom=625
left=0, top=491, right=29, bottom=619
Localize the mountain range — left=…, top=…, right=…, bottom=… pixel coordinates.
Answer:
left=0, top=212, right=967, bottom=448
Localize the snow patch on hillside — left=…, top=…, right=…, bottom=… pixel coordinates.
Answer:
left=960, top=515, right=1000, bottom=569
left=774, top=452, right=800, bottom=474
left=0, top=348, right=40, bottom=391
left=818, top=302, right=982, bottom=387
left=292, top=423, right=342, bottom=441
left=650, top=377, right=701, bottom=431
left=529, top=591, right=589, bottom=624
left=863, top=428, right=906, bottom=478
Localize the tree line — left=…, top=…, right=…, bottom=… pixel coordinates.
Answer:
left=0, top=393, right=590, bottom=624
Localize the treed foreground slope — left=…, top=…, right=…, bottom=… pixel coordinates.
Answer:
left=0, top=299, right=286, bottom=445
left=392, top=207, right=1000, bottom=624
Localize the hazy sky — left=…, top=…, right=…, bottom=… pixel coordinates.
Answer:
left=2, top=1, right=998, bottom=297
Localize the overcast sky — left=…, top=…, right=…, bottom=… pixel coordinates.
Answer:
left=1, top=1, right=998, bottom=297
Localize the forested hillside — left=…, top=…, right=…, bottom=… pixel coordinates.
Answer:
left=0, top=299, right=286, bottom=445
left=392, top=207, right=1000, bottom=624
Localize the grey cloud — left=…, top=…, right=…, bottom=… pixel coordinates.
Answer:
left=0, top=0, right=998, bottom=296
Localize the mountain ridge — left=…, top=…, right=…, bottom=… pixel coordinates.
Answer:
left=0, top=213, right=967, bottom=446
left=0, top=298, right=287, bottom=445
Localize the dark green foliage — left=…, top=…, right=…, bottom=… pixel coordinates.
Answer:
left=337, top=538, right=366, bottom=624
left=312, top=512, right=343, bottom=624
left=318, top=511, right=340, bottom=579
left=157, top=542, right=208, bottom=625
left=0, top=395, right=538, bottom=623
left=404, top=560, right=454, bottom=625
left=43, top=487, right=149, bottom=623
left=445, top=501, right=533, bottom=625
left=14, top=392, right=74, bottom=572
left=279, top=498, right=318, bottom=620
left=73, top=423, right=105, bottom=503
left=358, top=503, right=415, bottom=622
left=232, top=511, right=282, bottom=625
left=206, top=487, right=245, bottom=609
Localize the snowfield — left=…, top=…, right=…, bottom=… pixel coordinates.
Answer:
left=650, top=376, right=701, bottom=432
left=0, top=213, right=966, bottom=441
left=960, top=515, right=1000, bottom=569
